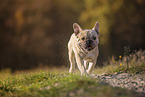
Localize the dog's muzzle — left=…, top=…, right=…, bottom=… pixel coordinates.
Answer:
left=85, top=40, right=95, bottom=51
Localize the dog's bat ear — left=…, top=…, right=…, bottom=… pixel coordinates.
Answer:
left=92, top=22, right=99, bottom=35
left=73, top=23, right=82, bottom=35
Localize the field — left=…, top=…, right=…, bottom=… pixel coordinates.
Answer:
left=0, top=50, right=145, bottom=97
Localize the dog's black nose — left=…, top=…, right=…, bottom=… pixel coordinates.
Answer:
left=86, top=40, right=93, bottom=45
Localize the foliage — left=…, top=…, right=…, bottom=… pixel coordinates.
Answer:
left=95, top=50, right=145, bottom=74
left=0, top=0, right=145, bottom=70
left=0, top=0, right=84, bottom=69
left=116, top=50, right=145, bottom=74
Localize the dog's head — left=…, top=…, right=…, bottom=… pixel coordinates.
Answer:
left=73, top=22, right=99, bottom=51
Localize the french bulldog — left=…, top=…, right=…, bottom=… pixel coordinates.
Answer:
left=68, top=22, right=100, bottom=75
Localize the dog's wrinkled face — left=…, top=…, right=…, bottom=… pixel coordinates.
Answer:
left=78, top=30, right=99, bottom=51
left=73, top=22, right=99, bottom=51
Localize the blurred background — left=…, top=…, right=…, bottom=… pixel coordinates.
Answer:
left=0, top=0, right=145, bottom=71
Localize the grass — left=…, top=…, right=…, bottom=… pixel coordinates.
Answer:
left=0, top=50, right=145, bottom=97
left=0, top=72, right=137, bottom=97
left=93, top=50, right=145, bottom=75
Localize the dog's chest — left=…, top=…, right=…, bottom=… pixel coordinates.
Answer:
left=79, top=51, right=95, bottom=62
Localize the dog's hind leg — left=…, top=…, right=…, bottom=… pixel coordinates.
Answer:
left=69, top=50, right=75, bottom=73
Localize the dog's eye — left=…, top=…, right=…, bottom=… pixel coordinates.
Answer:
left=81, top=37, right=85, bottom=41
left=93, top=36, right=96, bottom=40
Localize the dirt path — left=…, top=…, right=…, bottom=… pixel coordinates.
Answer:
left=91, top=72, right=145, bottom=96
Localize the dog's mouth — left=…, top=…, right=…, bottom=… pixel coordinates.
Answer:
left=79, top=40, right=96, bottom=51
left=85, top=45, right=94, bottom=51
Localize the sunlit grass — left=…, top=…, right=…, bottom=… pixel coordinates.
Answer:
left=0, top=71, right=135, bottom=97
left=93, top=50, right=145, bottom=75
left=0, top=68, right=11, bottom=80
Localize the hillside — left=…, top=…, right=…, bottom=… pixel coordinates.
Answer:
left=0, top=50, right=145, bottom=97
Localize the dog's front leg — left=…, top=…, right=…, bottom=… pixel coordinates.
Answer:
left=75, top=54, right=87, bottom=75
left=84, top=61, right=89, bottom=69
left=86, top=60, right=96, bottom=74
left=69, top=50, right=75, bottom=74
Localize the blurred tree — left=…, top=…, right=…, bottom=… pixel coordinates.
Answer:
left=0, top=0, right=57, bottom=69
left=0, top=0, right=145, bottom=70
left=0, top=0, right=85, bottom=70
left=110, top=0, right=145, bottom=55
left=78, top=0, right=145, bottom=62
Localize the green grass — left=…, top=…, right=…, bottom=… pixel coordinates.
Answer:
left=0, top=72, right=137, bottom=97
left=0, top=50, right=145, bottom=97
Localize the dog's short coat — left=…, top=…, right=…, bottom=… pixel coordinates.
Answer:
left=68, top=22, right=100, bottom=75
